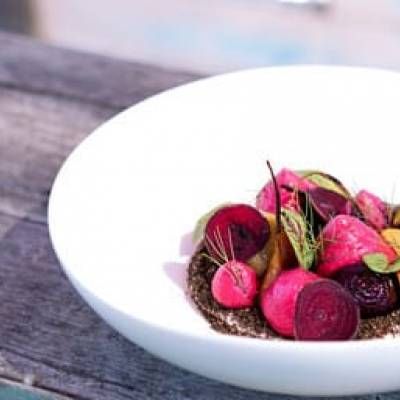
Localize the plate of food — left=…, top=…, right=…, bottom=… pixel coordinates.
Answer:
left=48, top=66, right=400, bottom=396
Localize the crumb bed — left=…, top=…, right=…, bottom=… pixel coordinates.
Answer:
left=187, top=248, right=400, bottom=340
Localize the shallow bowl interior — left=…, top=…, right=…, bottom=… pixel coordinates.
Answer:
left=49, top=66, right=400, bottom=396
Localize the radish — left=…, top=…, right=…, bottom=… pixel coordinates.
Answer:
left=256, top=168, right=315, bottom=213
left=260, top=268, right=319, bottom=337
left=317, top=215, right=397, bottom=277
left=355, top=190, right=388, bottom=231
left=211, top=260, right=258, bottom=308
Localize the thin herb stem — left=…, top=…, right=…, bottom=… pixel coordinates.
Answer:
left=215, top=227, right=229, bottom=262
left=267, top=160, right=281, bottom=233
left=202, top=252, right=222, bottom=266
left=205, top=234, right=226, bottom=262
left=227, top=227, right=236, bottom=260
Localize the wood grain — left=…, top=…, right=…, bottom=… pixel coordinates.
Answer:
left=0, top=31, right=199, bottom=109
left=0, top=85, right=114, bottom=224
left=0, top=30, right=398, bottom=400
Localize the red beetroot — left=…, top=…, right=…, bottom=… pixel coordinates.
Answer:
left=294, top=280, right=360, bottom=341
left=333, top=264, right=399, bottom=318
left=307, top=187, right=353, bottom=222
left=260, top=268, right=319, bottom=337
left=355, top=190, right=388, bottom=231
left=317, top=215, right=397, bottom=277
left=256, top=168, right=315, bottom=213
left=211, top=260, right=258, bottom=308
left=205, top=204, right=269, bottom=263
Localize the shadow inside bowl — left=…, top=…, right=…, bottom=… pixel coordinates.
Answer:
left=163, top=231, right=203, bottom=314
left=163, top=231, right=195, bottom=292
left=163, top=261, right=187, bottom=292
left=179, top=231, right=196, bottom=256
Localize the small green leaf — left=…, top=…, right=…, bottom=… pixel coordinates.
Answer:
left=192, top=203, right=230, bottom=246
left=363, top=253, right=388, bottom=271
left=363, top=252, right=400, bottom=274
left=281, top=208, right=314, bottom=269
left=296, top=170, right=314, bottom=176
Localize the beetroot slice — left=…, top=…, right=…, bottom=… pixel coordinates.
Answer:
left=260, top=268, right=319, bottom=337
left=205, top=204, right=269, bottom=262
left=307, top=187, right=353, bottom=222
left=294, top=280, right=360, bottom=341
left=296, top=187, right=354, bottom=237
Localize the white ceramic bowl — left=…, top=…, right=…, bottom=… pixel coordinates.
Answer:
left=49, top=66, right=400, bottom=396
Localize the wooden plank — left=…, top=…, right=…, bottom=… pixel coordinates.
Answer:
left=0, top=31, right=200, bottom=109
left=0, top=85, right=114, bottom=223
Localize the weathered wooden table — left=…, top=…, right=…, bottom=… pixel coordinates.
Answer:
left=0, top=30, right=399, bottom=400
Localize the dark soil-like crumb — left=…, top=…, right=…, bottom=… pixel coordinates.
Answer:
left=358, top=309, right=400, bottom=339
left=187, top=247, right=278, bottom=339
left=187, top=247, right=400, bottom=340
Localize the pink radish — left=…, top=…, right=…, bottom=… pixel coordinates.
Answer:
left=317, top=215, right=397, bottom=277
left=211, top=260, right=258, bottom=308
left=260, top=268, right=319, bottom=337
left=256, top=168, right=315, bottom=213
left=355, top=190, right=388, bottom=231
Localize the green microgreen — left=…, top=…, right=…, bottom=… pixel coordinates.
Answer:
left=362, top=253, right=400, bottom=274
